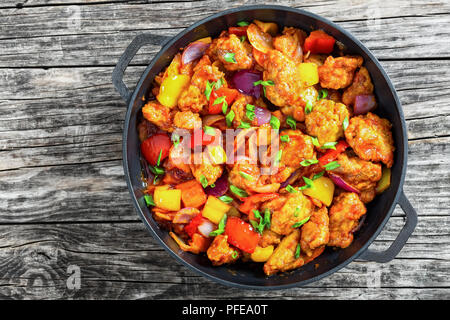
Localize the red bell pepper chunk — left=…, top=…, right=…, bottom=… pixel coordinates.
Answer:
left=304, top=30, right=336, bottom=54
left=228, top=26, right=248, bottom=37
left=224, top=217, right=261, bottom=253
left=318, top=140, right=349, bottom=166
left=239, top=193, right=279, bottom=215
left=190, top=128, right=217, bottom=148
left=184, top=213, right=207, bottom=238
left=140, top=133, right=171, bottom=166
left=208, top=87, right=239, bottom=114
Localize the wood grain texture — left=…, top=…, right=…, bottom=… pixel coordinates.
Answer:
left=0, top=0, right=449, bottom=299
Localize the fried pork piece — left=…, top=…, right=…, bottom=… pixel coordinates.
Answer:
left=303, top=53, right=327, bottom=66
left=273, top=27, right=306, bottom=63
left=318, top=55, right=363, bottom=89
left=330, top=152, right=382, bottom=203
left=173, top=110, right=202, bottom=131
left=328, top=192, right=367, bottom=248
left=230, top=94, right=257, bottom=127
left=141, top=100, right=175, bottom=133
left=207, top=33, right=254, bottom=71
left=262, top=191, right=313, bottom=235
left=207, top=234, right=240, bottom=266
left=305, top=99, right=350, bottom=147
left=280, top=86, right=318, bottom=122
left=259, top=229, right=282, bottom=248
left=228, top=158, right=281, bottom=194
left=190, top=153, right=223, bottom=186
left=263, top=50, right=304, bottom=107
left=342, top=67, right=374, bottom=106
left=345, top=112, right=395, bottom=168
left=279, top=129, right=315, bottom=169
left=300, top=206, right=329, bottom=257
left=263, top=229, right=303, bottom=275
left=178, top=85, right=207, bottom=113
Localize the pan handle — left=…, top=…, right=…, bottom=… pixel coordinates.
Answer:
left=358, top=190, right=417, bottom=263
left=112, top=33, right=155, bottom=102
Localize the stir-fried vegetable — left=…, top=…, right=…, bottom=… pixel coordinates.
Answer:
left=303, top=30, right=335, bottom=54
left=202, top=195, right=231, bottom=224
left=298, top=62, right=319, bottom=86
left=176, top=180, right=207, bottom=208
left=250, top=245, right=274, bottom=262
left=154, top=187, right=182, bottom=211
left=157, top=74, right=190, bottom=108
left=302, top=176, right=335, bottom=206
left=376, top=167, right=391, bottom=194
left=224, top=216, right=261, bottom=253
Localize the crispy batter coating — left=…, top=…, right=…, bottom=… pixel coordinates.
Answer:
left=345, top=112, right=395, bottom=168
left=141, top=100, right=175, bottom=133
left=230, top=94, right=256, bottom=128
left=279, top=129, right=316, bottom=169
left=206, top=234, right=240, bottom=266
left=178, top=85, right=207, bottom=113
left=207, top=33, right=254, bottom=71
left=190, top=55, right=224, bottom=92
left=273, top=27, right=306, bottom=63
left=263, top=191, right=313, bottom=235
left=263, top=229, right=303, bottom=275
left=328, top=192, right=367, bottom=248
left=330, top=152, right=382, bottom=203
left=190, top=154, right=223, bottom=186
left=280, top=86, right=318, bottom=122
left=173, top=110, right=202, bottom=131
left=305, top=99, right=350, bottom=147
left=300, top=206, right=329, bottom=257
left=342, top=67, right=374, bottom=106
left=259, top=229, right=282, bottom=248
left=263, top=50, right=304, bottom=107
left=318, top=55, right=363, bottom=89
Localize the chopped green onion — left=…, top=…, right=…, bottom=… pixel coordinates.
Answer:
left=343, top=116, right=349, bottom=131
left=199, top=175, right=209, bottom=188
left=300, top=159, right=319, bottom=167
left=274, top=149, right=282, bottom=166
left=286, top=185, right=298, bottom=193
left=294, top=207, right=300, bottom=217
left=231, top=250, right=239, bottom=259
left=203, top=125, right=216, bottom=136
left=224, top=52, right=237, bottom=63
left=292, top=215, right=311, bottom=228
left=239, top=171, right=254, bottom=180
left=280, top=135, right=290, bottom=142
left=226, top=110, right=235, bottom=127
left=286, top=116, right=296, bottom=130
left=230, top=185, right=249, bottom=198
left=269, top=115, right=280, bottom=130
left=311, top=136, right=320, bottom=147
left=218, top=195, right=234, bottom=204
left=209, top=214, right=227, bottom=237
left=171, top=133, right=180, bottom=148
left=324, top=161, right=341, bottom=171
left=317, top=89, right=328, bottom=100
left=240, top=35, right=246, bottom=43
left=321, top=141, right=338, bottom=150
left=305, top=100, right=313, bottom=114
left=264, top=208, right=271, bottom=228
left=253, top=80, right=274, bottom=97
left=156, top=149, right=163, bottom=166
left=213, top=96, right=226, bottom=106
left=237, top=121, right=251, bottom=129
left=237, top=21, right=250, bottom=26
left=205, top=80, right=213, bottom=100
left=144, top=194, right=155, bottom=207
left=222, top=100, right=228, bottom=114
left=298, top=176, right=314, bottom=190
left=246, top=104, right=255, bottom=121
left=214, top=78, right=224, bottom=90
left=295, top=244, right=301, bottom=258
left=312, top=171, right=325, bottom=180
left=149, top=165, right=165, bottom=176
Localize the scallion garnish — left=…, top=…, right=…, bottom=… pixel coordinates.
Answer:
left=218, top=195, right=234, bottom=204
left=295, top=243, right=301, bottom=258
left=203, top=125, right=216, bottom=136
left=286, top=116, right=296, bottom=130
left=239, top=171, right=254, bottom=180
left=311, top=136, right=320, bottom=147
left=144, top=194, right=155, bottom=207
left=343, top=116, right=349, bottom=131
left=230, top=185, right=249, bottom=198
left=317, top=89, right=328, bottom=100
left=300, top=159, right=319, bottom=167
left=280, top=135, right=290, bottom=142
left=205, top=80, right=213, bottom=100
left=199, top=175, right=209, bottom=188
left=305, top=100, right=313, bottom=114
left=237, top=21, right=250, bottom=26
left=286, top=185, right=298, bottom=193
left=324, top=161, right=341, bottom=171
left=209, top=214, right=227, bottom=237
left=224, top=52, right=237, bottom=63
left=226, top=110, right=235, bottom=127
left=237, top=121, right=251, bottom=129
left=292, top=215, right=311, bottom=228
left=246, top=104, right=255, bottom=121
left=312, top=171, right=325, bottom=180
left=321, top=141, right=338, bottom=150
left=269, top=115, right=280, bottom=130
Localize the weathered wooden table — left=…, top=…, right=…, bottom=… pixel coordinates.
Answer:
left=0, top=0, right=449, bottom=300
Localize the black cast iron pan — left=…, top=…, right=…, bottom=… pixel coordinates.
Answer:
left=112, top=5, right=417, bottom=289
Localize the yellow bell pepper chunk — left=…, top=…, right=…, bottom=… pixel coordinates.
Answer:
left=196, top=37, right=212, bottom=44
left=166, top=54, right=181, bottom=77
left=302, top=176, right=335, bottom=207
left=157, top=74, right=190, bottom=108
left=253, top=20, right=279, bottom=36
left=154, top=188, right=181, bottom=211
left=251, top=245, right=274, bottom=262
left=206, top=145, right=227, bottom=165
left=298, top=63, right=319, bottom=86
left=202, top=195, right=231, bottom=224
left=376, top=167, right=391, bottom=194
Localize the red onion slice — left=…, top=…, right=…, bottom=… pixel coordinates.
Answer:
left=204, top=173, right=229, bottom=197
left=181, top=41, right=211, bottom=65
left=232, top=70, right=262, bottom=99
left=328, top=173, right=360, bottom=194
left=354, top=95, right=376, bottom=115
left=254, top=106, right=272, bottom=125
left=197, top=220, right=216, bottom=238
left=280, top=168, right=301, bottom=189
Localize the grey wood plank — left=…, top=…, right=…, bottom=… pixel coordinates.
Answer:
left=0, top=219, right=448, bottom=299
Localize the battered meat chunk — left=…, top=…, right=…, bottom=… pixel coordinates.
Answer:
left=258, top=229, right=282, bottom=248
left=190, top=154, right=223, bottom=186
left=342, top=67, right=374, bottom=106
left=345, top=112, right=395, bottom=168
left=263, top=229, right=303, bottom=275
left=280, top=86, right=318, bottom=122
left=273, top=27, right=306, bottom=63
left=328, top=192, right=367, bottom=248
left=318, top=55, right=363, bottom=89
left=279, top=129, right=315, bottom=169
left=230, top=94, right=256, bottom=128
left=141, top=100, right=175, bottom=133
left=178, top=85, right=207, bottom=113
left=330, top=152, right=382, bottom=203
left=305, top=99, right=350, bottom=147
left=207, top=33, right=254, bottom=71
left=263, top=50, right=304, bottom=107
left=262, top=191, right=313, bottom=235
left=207, top=235, right=240, bottom=266
left=300, top=206, right=330, bottom=257
left=173, top=110, right=202, bottom=131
